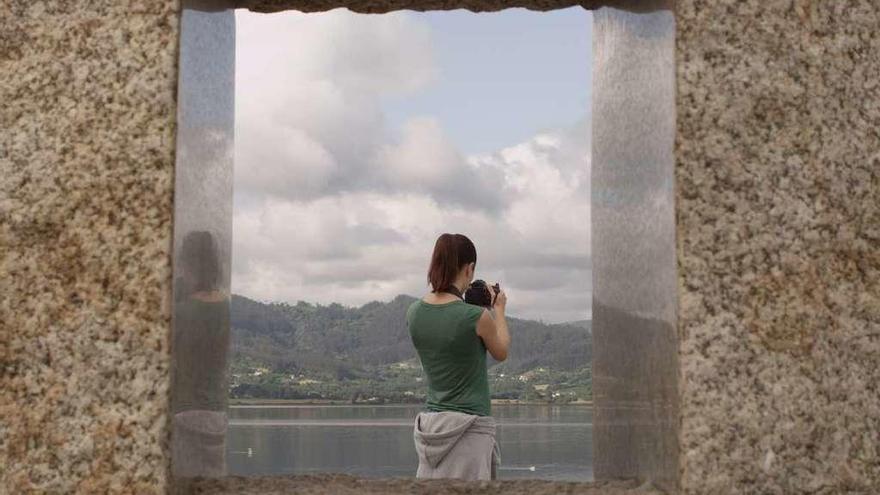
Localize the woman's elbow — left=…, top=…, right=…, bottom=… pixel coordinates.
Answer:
left=492, top=348, right=508, bottom=362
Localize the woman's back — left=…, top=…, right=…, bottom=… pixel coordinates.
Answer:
left=407, top=298, right=490, bottom=417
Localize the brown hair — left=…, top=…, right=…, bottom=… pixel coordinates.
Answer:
left=427, top=233, right=477, bottom=292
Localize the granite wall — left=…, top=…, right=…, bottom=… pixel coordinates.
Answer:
left=591, top=3, right=678, bottom=491
left=1, top=1, right=180, bottom=492
left=3, top=0, right=879, bottom=494
left=675, top=1, right=880, bottom=493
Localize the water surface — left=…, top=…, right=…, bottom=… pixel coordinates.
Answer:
left=227, top=404, right=593, bottom=481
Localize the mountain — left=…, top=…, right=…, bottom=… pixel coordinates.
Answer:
left=230, top=293, right=591, bottom=377
left=556, top=319, right=592, bottom=332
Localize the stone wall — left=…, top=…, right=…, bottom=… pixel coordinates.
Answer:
left=3, top=0, right=879, bottom=494
left=1, top=2, right=179, bottom=492
left=189, top=473, right=657, bottom=494
left=675, top=1, right=880, bottom=493
left=591, top=3, right=678, bottom=491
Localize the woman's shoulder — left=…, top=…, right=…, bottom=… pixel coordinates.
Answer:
left=406, top=299, right=421, bottom=322
left=462, top=302, right=487, bottom=321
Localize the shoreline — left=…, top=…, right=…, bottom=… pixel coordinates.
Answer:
left=228, top=398, right=593, bottom=406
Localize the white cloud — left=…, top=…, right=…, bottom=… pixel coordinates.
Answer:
left=372, top=116, right=506, bottom=212
left=235, top=123, right=339, bottom=198
left=232, top=9, right=591, bottom=323
left=376, top=117, right=459, bottom=188
left=233, top=124, right=591, bottom=322
left=234, top=9, right=505, bottom=210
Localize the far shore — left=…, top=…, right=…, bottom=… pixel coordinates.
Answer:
left=228, top=398, right=593, bottom=407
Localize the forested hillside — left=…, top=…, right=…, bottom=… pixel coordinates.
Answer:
left=229, top=294, right=592, bottom=402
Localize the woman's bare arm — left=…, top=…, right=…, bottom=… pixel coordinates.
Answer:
left=476, top=291, right=510, bottom=361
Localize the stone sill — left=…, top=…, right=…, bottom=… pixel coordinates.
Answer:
left=234, top=0, right=665, bottom=14
left=181, top=473, right=661, bottom=494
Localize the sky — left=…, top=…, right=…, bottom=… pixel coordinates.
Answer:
left=232, top=7, right=593, bottom=323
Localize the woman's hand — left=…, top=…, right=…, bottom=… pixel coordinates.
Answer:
left=493, top=285, right=507, bottom=310
left=478, top=286, right=509, bottom=361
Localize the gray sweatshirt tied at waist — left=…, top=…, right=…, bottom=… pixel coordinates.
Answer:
left=413, top=410, right=501, bottom=480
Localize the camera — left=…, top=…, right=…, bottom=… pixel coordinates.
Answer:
left=464, top=279, right=501, bottom=308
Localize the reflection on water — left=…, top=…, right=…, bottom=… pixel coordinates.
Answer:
left=227, top=404, right=592, bottom=481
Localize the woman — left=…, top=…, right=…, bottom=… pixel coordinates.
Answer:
left=171, top=230, right=230, bottom=480
left=406, top=233, right=511, bottom=480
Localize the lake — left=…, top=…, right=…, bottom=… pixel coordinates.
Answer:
left=227, top=403, right=593, bottom=481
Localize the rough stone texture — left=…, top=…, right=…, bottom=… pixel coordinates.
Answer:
left=240, top=0, right=597, bottom=14
left=238, top=0, right=665, bottom=14
left=187, top=473, right=659, bottom=494
left=675, top=1, right=880, bottom=494
left=5, top=0, right=880, bottom=493
left=0, top=1, right=180, bottom=493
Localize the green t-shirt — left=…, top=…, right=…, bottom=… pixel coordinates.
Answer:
left=406, top=299, right=491, bottom=416
left=171, top=297, right=230, bottom=414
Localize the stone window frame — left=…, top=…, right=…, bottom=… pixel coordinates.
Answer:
left=170, top=0, right=678, bottom=491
